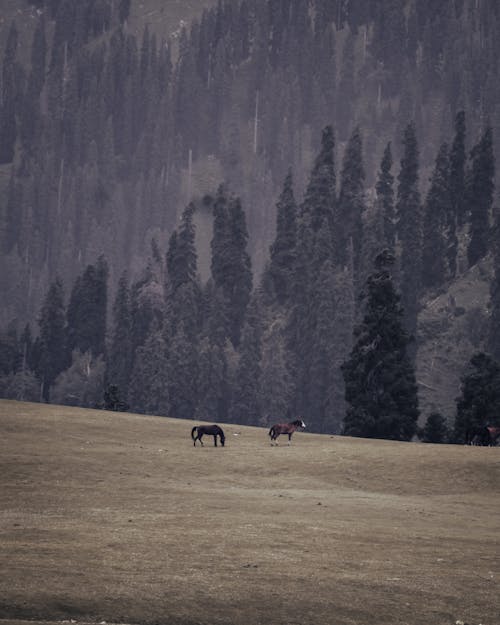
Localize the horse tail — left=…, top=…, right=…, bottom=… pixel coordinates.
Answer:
left=191, top=426, right=198, bottom=440
left=268, top=426, right=275, bottom=438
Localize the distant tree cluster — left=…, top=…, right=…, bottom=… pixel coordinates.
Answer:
left=1, top=0, right=500, bottom=439
left=2, top=116, right=498, bottom=442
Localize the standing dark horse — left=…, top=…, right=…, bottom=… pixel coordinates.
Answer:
left=269, top=419, right=306, bottom=445
left=191, top=424, right=225, bottom=447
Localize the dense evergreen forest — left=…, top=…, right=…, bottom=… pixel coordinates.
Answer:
left=1, top=0, right=500, bottom=439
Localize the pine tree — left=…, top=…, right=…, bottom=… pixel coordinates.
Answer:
left=66, top=255, right=108, bottom=357
left=166, top=202, right=197, bottom=295
left=396, top=122, right=422, bottom=339
left=0, top=21, right=20, bottom=164
left=448, top=111, right=466, bottom=275
left=454, top=352, right=500, bottom=443
left=489, top=209, right=500, bottom=362
left=167, top=321, right=198, bottom=420
left=129, top=321, right=169, bottom=415
left=107, top=272, right=133, bottom=395
left=337, top=126, right=365, bottom=274
left=342, top=250, right=419, bottom=441
left=37, top=277, right=67, bottom=401
left=421, top=142, right=450, bottom=289
left=376, top=142, right=395, bottom=252
left=268, top=169, right=297, bottom=305
left=467, top=126, right=494, bottom=268
left=301, top=125, right=336, bottom=234
left=231, top=298, right=262, bottom=425
left=259, top=313, right=293, bottom=426
left=210, top=188, right=252, bottom=348
left=420, top=412, right=449, bottom=443
left=195, top=335, right=228, bottom=422
left=308, top=256, right=338, bottom=433
left=196, top=282, right=230, bottom=421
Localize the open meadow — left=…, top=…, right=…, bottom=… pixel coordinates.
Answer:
left=0, top=400, right=499, bottom=625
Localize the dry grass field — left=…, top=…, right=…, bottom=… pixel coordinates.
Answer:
left=0, top=400, right=499, bottom=625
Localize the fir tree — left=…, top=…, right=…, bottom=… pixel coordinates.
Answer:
left=259, top=314, right=293, bottom=427
left=448, top=111, right=466, bottom=275
left=166, top=202, right=197, bottom=294
left=66, top=255, right=108, bottom=357
left=301, top=125, right=336, bottom=234
left=467, top=126, right=495, bottom=268
left=0, top=21, right=20, bottom=164
left=420, top=412, right=449, bottom=443
left=167, top=321, right=198, bottom=420
left=489, top=209, right=500, bottom=362
left=342, top=250, right=419, bottom=441
left=421, top=142, right=450, bottom=289
left=376, top=142, right=395, bottom=253
left=129, top=321, right=169, bottom=415
left=396, top=122, right=422, bottom=340
left=337, top=126, right=365, bottom=274
left=269, top=169, right=297, bottom=305
left=231, top=298, right=262, bottom=425
left=210, top=188, right=252, bottom=348
left=309, top=256, right=338, bottom=433
left=196, top=283, right=230, bottom=421
left=37, top=277, right=67, bottom=401
left=107, top=272, right=133, bottom=395
left=454, top=352, right=500, bottom=443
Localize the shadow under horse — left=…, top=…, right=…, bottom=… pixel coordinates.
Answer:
left=191, top=424, right=225, bottom=447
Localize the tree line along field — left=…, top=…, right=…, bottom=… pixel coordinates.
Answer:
left=1, top=399, right=499, bottom=625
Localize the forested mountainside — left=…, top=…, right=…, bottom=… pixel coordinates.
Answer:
left=1, top=0, right=500, bottom=437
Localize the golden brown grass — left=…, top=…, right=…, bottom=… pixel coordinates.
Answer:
left=1, top=399, right=499, bottom=625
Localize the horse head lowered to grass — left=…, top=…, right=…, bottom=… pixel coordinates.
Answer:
left=268, top=419, right=306, bottom=445
left=191, top=424, right=225, bottom=447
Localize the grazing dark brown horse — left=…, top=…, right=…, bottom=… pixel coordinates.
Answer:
left=191, top=424, right=225, bottom=447
left=269, top=419, right=306, bottom=445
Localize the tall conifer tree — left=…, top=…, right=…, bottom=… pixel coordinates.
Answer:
left=0, top=22, right=20, bottom=164
left=107, top=272, right=133, bottom=395
left=337, top=126, right=365, bottom=274
left=376, top=142, right=395, bottom=253
left=269, top=169, right=297, bottom=305
left=231, top=298, right=262, bottom=425
left=38, top=277, right=67, bottom=401
left=421, top=142, right=450, bottom=289
left=342, top=251, right=419, bottom=441
left=448, top=111, right=466, bottom=276
left=467, top=126, right=494, bottom=268
left=301, top=125, right=336, bottom=234
left=396, top=122, right=421, bottom=339
left=66, top=255, right=108, bottom=357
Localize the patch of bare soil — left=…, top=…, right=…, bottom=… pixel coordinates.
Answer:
left=1, top=400, right=499, bottom=625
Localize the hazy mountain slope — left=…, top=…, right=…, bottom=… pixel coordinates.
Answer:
left=416, top=256, right=492, bottom=421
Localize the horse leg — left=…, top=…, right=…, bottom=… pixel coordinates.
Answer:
left=213, top=435, right=217, bottom=447
left=288, top=433, right=292, bottom=445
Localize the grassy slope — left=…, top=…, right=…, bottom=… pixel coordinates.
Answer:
left=1, top=400, right=499, bottom=625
